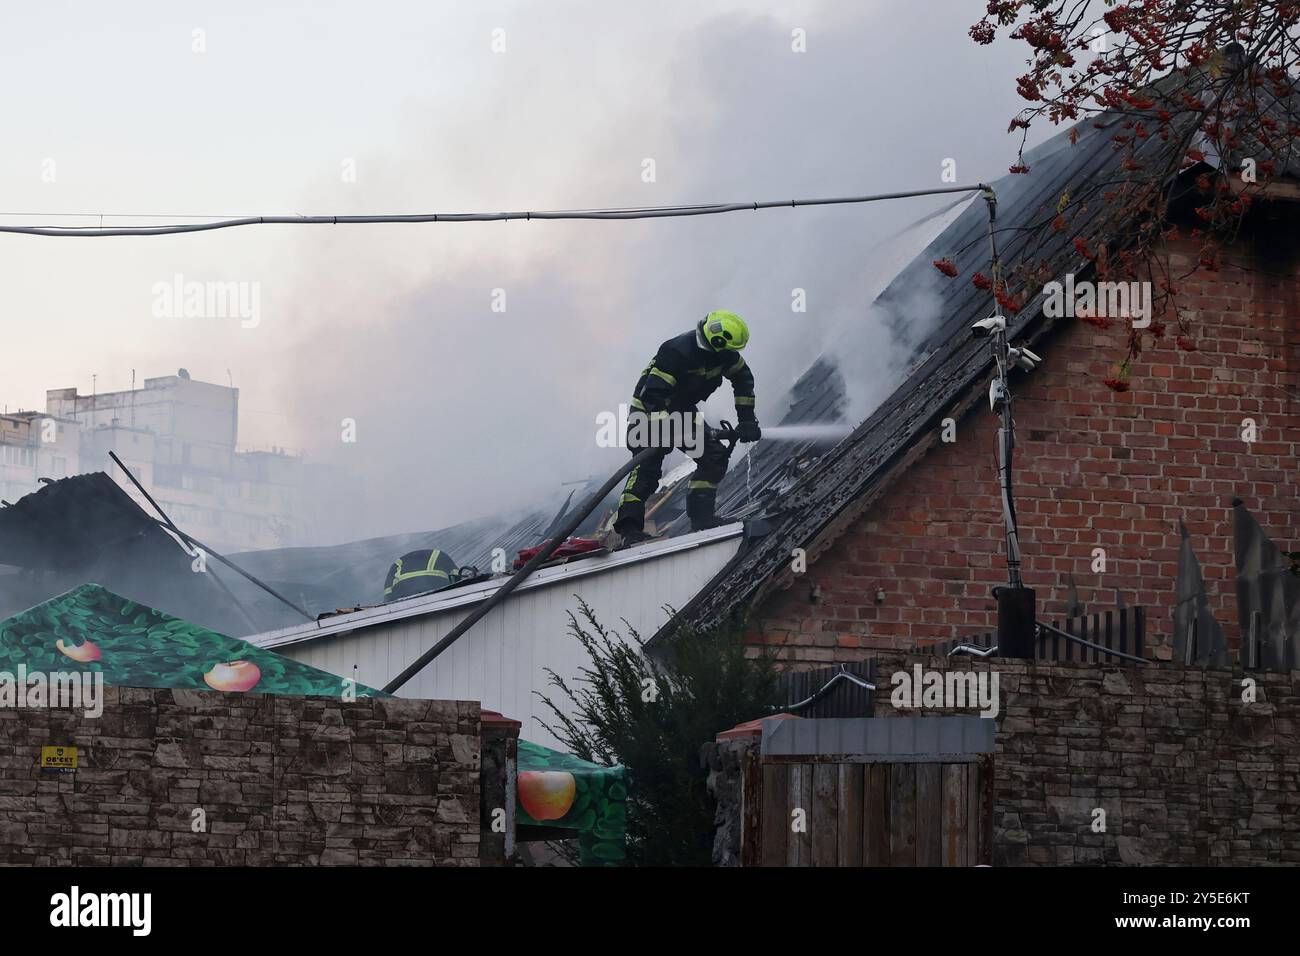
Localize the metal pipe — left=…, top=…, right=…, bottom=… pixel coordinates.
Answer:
left=108, top=451, right=314, bottom=622
left=771, top=668, right=876, bottom=714
left=95, top=517, right=261, bottom=635
left=183, top=552, right=262, bottom=635
left=1037, top=621, right=1147, bottom=665
left=1249, top=611, right=1260, bottom=669
left=104, top=453, right=260, bottom=633
left=997, top=420, right=1022, bottom=588
left=949, top=643, right=1000, bottom=658
left=383, top=446, right=662, bottom=693
left=977, top=185, right=1023, bottom=590
left=166, top=525, right=315, bottom=623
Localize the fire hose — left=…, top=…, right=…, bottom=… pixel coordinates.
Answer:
left=383, top=444, right=662, bottom=692
left=384, top=423, right=747, bottom=693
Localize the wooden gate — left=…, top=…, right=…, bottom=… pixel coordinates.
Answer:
left=738, top=716, right=994, bottom=867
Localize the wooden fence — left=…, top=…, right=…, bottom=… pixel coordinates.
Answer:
left=749, top=756, right=993, bottom=867
left=734, top=716, right=995, bottom=867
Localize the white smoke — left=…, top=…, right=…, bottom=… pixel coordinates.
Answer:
left=0, top=1, right=1041, bottom=548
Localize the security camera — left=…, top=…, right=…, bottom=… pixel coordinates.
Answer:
left=1008, top=345, right=1043, bottom=372
left=971, top=315, right=1007, bottom=338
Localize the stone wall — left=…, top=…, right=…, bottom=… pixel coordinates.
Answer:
left=703, top=737, right=750, bottom=868
left=872, top=654, right=1300, bottom=865
left=0, top=687, right=482, bottom=866
left=479, top=710, right=521, bottom=866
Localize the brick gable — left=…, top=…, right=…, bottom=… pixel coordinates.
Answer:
left=751, top=223, right=1300, bottom=665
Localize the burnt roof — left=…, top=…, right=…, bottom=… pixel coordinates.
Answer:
left=227, top=356, right=852, bottom=615
left=13, top=62, right=1288, bottom=638
left=230, top=507, right=560, bottom=609
left=0, top=473, right=291, bottom=634
left=0, top=472, right=163, bottom=570
left=654, top=64, right=1300, bottom=644
left=175, top=62, right=1300, bottom=626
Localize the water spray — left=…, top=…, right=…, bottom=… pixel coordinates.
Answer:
left=759, top=423, right=855, bottom=442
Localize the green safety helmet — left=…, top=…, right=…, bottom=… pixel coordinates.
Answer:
left=701, top=310, right=749, bottom=351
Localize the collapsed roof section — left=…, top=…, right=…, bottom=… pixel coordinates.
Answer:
left=0, top=473, right=301, bottom=636
left=0, top=471, right=165, bottom=571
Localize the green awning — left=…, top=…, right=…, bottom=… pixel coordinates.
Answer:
left=0, top=583, right=384, bottom=698
left=517, top=739, right=627, bottom=866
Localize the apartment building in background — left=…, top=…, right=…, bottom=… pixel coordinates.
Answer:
left=0, top=412, right=80, bottom=506
left=1, top=370, right=303, bottom=553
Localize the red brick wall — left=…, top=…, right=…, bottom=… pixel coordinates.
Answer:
left=752, top=224, right=1300, bottom=666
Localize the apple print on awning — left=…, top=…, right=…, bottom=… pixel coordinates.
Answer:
left=517, top=739, right=626, bottom=866
left=0, top=583, right=385, bottom=698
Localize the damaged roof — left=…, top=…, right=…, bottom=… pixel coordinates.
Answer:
left=248, top=523, right=745, bottom=651
left=228, top=361, right=850, bottom=616
left=656, top=66, right=1300, bottom=643
left=0, top=473, right=306, bottom=636
left=6, top=59, right=1292, bottom=643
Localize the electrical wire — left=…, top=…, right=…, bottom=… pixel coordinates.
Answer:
left=0, top=212, right=255, bottom=219
left=0, top=185, right=993, bottom=238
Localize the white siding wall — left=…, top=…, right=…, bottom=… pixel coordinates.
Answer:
left=274, top=536, right=741, bottom=747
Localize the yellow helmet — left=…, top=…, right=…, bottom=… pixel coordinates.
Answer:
left=701, top=311, right=749, bottom=351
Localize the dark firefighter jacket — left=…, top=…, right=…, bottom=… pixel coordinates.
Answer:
left=631, top=328, right=756, bottom=420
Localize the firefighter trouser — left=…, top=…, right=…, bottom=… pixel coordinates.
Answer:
left=614, top=413, right=732, bottom=533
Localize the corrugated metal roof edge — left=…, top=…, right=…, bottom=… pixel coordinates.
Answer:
left=247, top=523, right=745, bottom=651
left=760, top=715, right=995, bottom=757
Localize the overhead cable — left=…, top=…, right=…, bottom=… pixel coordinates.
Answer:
left=0, top=185, right=994, bottom=238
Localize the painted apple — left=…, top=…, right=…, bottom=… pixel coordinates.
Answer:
left=203, top=660, right=262, bottom=692
left=55, top=638, right=101, bottom=663
left=518, top=771, right=577, bottom=821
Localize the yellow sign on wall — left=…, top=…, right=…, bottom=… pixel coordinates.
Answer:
left=39, top=746, right=78, bottom=773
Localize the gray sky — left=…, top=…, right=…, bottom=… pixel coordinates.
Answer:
left=0, top=0, right=1046, bottom=543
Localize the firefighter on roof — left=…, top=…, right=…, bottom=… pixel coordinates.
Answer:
left=613, top=310, right=760, bottom=544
